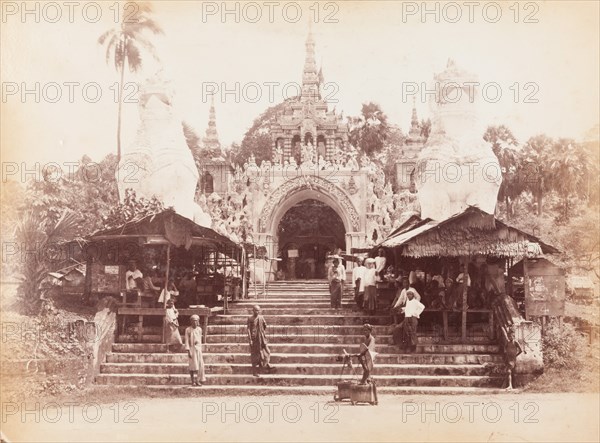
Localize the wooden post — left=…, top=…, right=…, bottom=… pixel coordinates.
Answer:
left=523, top=256, right=529, bottom=321
left=162, top=244, right=171, bottom=344
left=461, top=256, right=469, bottom=342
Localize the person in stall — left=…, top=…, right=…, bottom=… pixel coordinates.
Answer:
left=178, top=272, right=197, bottom=307
left=140, top=268, right=161, bottom=307
left=125, top=260, right=143, bottom=291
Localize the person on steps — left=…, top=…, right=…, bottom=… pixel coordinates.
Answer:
left=184, top=314, right=206, bottom=386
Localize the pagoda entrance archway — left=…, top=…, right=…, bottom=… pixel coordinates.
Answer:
left=256, top=175, right=363, bottom=280
left=277, top=199, right=345, bottom=279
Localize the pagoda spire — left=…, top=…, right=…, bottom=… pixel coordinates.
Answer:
left=301, top=26, right=320, bottom=101
left=202, top=94, right=221, bottom=151
left=408, top=97, right=421, bottom=139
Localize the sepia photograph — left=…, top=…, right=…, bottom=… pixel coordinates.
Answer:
left=0, top=1, right=599, bottom=441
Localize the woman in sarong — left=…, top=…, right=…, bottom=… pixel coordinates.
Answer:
left=164, top=299, right=183, bottom=352
left=184, top=314, right=206, bottom=386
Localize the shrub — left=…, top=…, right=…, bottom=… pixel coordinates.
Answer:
left=542, top=320, right=588, bottom=370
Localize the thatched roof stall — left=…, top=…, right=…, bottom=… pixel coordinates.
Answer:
left=376, top=207, right=560, bottom=341
left=381, top=206, right=558, bottom=259
left=78, top=209, right=246, bottom=308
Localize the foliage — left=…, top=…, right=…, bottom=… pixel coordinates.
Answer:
left=98, top=1, right=163, bottom=160
left=22, top=154, right=120, bottom=236
left=348, top=102, right=390, bottom=156
left=484, top=125, right=522, bottom=218
left=231, top=99, right=297, bottom=166
left=542, top=320, right=588, bottom=370
left=102, top=189, right=166, bottom=229
left=14, top=210, right=80, bottom=313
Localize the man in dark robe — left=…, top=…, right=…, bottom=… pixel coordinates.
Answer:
left=247, top=305, right=274, bottom=376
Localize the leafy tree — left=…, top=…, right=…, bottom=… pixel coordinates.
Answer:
left=232, top=99, right=296, bottom=166
left=15, top=210, right=80, bottom=313
left=522, top=134, right=555, bottom=215
left=483, top=125, right=522, bottom=218
left=348, top=102, right=390, bottom=156
left=98, top=1, right=163, bottom=161
left=102, top=189, right=166, bottom=229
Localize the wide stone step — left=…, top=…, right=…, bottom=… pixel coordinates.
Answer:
left=100, top=361, right=499, bottom=376
left=225, top=308, right=369, bottom=316
left=91, top=384, right=506, bottom=395
left=211, top=314, right=392, bottom=326
left=233, top=300, right=355, bottom=305
left=112, top=342, right=500, bottom=354
left=107, top=352, right=503, bottom=365
left=205, top=334, right=494, bottom=345
left=95, top=373, right=502, bottom=387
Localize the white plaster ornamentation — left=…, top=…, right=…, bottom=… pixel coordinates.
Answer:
left=258, top=175, right=360, bottom=232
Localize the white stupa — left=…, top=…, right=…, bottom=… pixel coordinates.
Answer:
left=415, top=59, right=502, bottom=220
left=116, top=72, right=212, bottom=226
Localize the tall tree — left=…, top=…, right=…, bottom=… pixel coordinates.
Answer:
left=348, top=102, right=390, bottom=156
left=549, top=138, right=586, bottom=222
left=483, top=125, right=522, bottom=218
left=98, top=1, right=163, bottom=161
left=522, top=134, right=555, bottom=215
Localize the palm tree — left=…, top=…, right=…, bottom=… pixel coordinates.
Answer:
left=15, top=210, right=80, bottom=313
left=98, top=2, right=163, bottom=162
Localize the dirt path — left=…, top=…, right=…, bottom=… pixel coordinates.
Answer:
left=2, top=392, right=599, bottom=442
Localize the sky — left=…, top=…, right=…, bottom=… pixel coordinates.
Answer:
left=1, top=0, right=599, bottom=167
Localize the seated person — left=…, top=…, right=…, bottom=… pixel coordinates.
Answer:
left=140, top=269, right=161, bottom=307
left=125, top=260, right=143, bottom=291
left=158, top=278, right=179, bottom=306
left=422, top=278, right=439, bottom=307
left=430, top=286, right=448, bottom=310
left=444, top=277, right=459, bottom=310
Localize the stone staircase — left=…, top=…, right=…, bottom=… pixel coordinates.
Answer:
left=96, top=280, right=505, bottom=394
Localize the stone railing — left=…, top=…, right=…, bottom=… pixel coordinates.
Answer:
left=492, top=295, right=543, bottom=386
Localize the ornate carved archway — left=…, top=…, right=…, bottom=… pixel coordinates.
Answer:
left=258, top=175, right=360, bottom=234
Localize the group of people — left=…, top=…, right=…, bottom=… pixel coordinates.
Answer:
left=162, top=300, right=275, bottom=385
left=125, top=260, right=180, bottom=308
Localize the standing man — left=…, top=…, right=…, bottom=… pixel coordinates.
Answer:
left=504, top=328, right=523, bottom=390
left=354, top=323, right=377, bottom=385
left=328, top=258, right=343, bottom=309
left=391, top=277, right=421, bottom=324
left=352, top=258, right=366, bottom=309
left=337, top=256, right=346, bottom=298
left=247, top=305, right=273, bottom=376
left=402, top=289, right=425, bottom=352
left=184, top=314, right=206, bottom=386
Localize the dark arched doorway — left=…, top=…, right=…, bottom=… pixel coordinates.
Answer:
left=277, top=199, right=345, bottom=279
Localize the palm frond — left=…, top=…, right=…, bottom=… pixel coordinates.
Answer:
left=126, top=44, right=143, bottom=72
